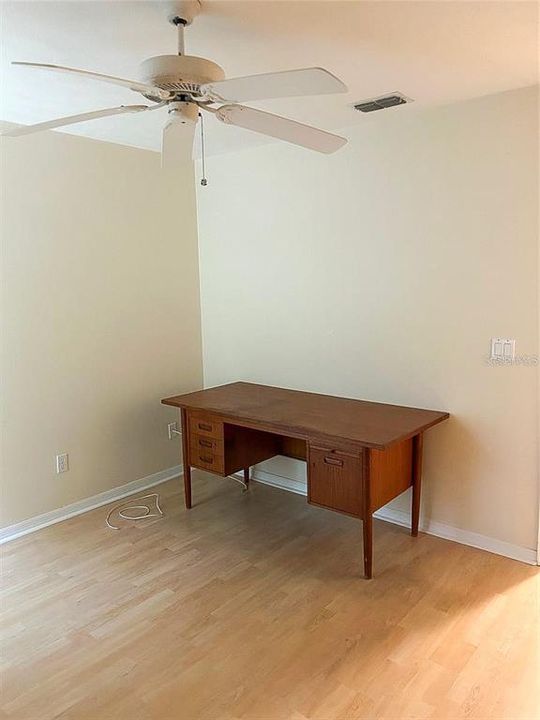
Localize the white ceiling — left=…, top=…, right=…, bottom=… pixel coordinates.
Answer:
left=1, top=1, right=538, bottom=156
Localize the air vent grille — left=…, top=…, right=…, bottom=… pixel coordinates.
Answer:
left=354, top=93, right=411, bottom=113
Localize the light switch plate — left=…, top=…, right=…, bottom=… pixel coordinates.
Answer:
left=490, top=338, right=515, bottom=361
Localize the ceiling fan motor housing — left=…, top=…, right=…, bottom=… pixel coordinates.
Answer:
left=139, top=55, right=225, bottom=99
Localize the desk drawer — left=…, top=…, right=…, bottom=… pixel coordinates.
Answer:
left=308, top=446, right=364, bottom=518
left=190, top=437, right=225, bottom=474
left=188, top=412, right=223, bottom=440
left=190, top=434, right=223, bottom=456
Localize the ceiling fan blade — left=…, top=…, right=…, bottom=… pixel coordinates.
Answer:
left=200, top=67, right=347, bottom=103
left=12, top=62, right=172, bottom=101
left=214, top=104, right=347, bottom=154
left=1, top=104, right=157, bottom=137
left=161, top=118, right=196, bottom=169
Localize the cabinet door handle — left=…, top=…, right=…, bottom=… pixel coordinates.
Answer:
left=198, top=422, right=212, bottom=432
left=198, top=438, right=213, bottom=448
left=199, top=454, right=214, bottom=464
left=324, top=456, right=343, bottom=467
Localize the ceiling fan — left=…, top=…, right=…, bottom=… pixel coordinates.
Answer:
left=2, top=1, right=348, bottom=164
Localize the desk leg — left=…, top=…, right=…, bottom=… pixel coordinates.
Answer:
left=180, top=408, right=192, bottom=509
left=411, top=433, right=423, bottom=536
left=363, top=450, right=373, bottom=579
left=243, top=467, right=250, bottom=490
left=363, top=515, right=373, bottom=579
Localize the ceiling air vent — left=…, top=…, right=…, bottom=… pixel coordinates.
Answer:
left=353, top=93, right=411, bottom=113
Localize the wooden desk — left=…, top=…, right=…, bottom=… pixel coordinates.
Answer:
left=162, top=382, right=449, bottom=578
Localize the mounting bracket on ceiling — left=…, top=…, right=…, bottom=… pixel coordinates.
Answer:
left=167, top=1, right=201, bottom=27
left=168, top=1, right=201, bottom=55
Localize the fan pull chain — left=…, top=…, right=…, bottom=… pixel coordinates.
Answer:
left=199, top=112, right=208, bottom=186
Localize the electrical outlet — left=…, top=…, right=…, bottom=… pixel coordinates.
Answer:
left=56, top=453, right=69, bottom=474
left=168, top=422, right=178, bottom=440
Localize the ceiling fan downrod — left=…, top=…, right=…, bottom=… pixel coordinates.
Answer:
left=170, top=16, right=187, bottom=56
left=168, top=0, right=202, bottom=55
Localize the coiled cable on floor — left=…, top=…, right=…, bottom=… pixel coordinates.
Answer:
left=105, top=493, right=163, bottom=530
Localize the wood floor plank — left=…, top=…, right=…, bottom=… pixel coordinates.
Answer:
left=1, top=472, right=538, bottom=720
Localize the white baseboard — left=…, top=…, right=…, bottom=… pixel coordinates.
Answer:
left=247, top=468, right=538, bottom=566
left=3, top=464, right=537, bottom=567
left=372, top=505, right=537, bottom=565
left=0, top=465, right=183, bottom=545
left=246, top=468, right=308, bottom=496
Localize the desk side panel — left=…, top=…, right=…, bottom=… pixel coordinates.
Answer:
left=369, top=438, right=414, bottom=512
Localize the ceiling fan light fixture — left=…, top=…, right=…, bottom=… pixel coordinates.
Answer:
left=167, top=100, right=198, bottom=124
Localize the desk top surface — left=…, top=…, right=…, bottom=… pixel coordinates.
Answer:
left=162, top=382, right=449, bottom=450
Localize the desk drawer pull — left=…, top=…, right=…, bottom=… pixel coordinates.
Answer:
left=198, top=422, right=212, bottom=432
left=198, top=438, right=213, bottom=448
left=324, top=456, right=344, bottom=467
left=199, top=454, right=214, bottom=464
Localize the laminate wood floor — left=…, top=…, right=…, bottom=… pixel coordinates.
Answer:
left=1, top=473, right=538, bottom=720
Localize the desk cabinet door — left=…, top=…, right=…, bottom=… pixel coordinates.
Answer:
left=308, top=446, right=364, bottom=518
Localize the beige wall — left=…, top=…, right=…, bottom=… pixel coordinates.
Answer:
left=197, top=86, right=539, bottom=552
left=1, top=129, right=202, bottom=527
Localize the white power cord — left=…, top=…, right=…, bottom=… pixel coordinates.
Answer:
left=106, top=493, right=163, bottom=530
